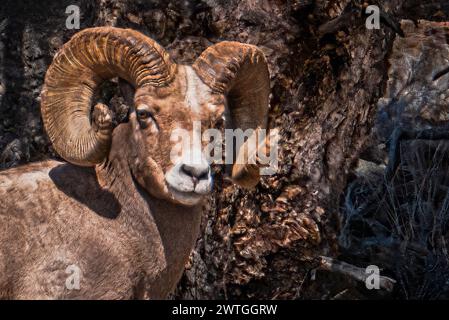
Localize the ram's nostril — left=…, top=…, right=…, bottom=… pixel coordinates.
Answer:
left=180, top=163, right=209, bottom=181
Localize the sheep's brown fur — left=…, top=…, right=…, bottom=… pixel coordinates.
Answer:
left=0, top=159, right=203, bottom=299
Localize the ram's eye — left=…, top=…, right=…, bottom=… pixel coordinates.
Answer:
left=136, top=108, right=152, bottom=120
left=136, top=104, right=159, bottom=131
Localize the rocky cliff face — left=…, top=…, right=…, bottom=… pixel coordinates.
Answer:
left=1, top=0, right=448, bottom=299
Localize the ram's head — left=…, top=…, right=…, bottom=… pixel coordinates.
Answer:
left=41, top=27, right=270, bottom=206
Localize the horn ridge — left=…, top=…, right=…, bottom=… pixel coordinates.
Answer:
left=193, top=41, right=270, bottom=188
left=41, top=27, right=176, bottom=166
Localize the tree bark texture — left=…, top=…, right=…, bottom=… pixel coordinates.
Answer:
left=1, top=0, right=448, bottom=299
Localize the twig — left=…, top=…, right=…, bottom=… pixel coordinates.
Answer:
left=318, top=256, right=396, bottom=292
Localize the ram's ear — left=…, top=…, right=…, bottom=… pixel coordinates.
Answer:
left=231, top=128, right=270, bottom=189
left=118, top=78, right=135, bottom=107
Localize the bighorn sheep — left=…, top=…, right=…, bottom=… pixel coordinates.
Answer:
left=0, top=27, right=270, bottom=299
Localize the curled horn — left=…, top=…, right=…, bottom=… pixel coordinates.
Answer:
left=193, top=41, right=270, bottom=188
left=41, top=27, right=176, bottom=166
